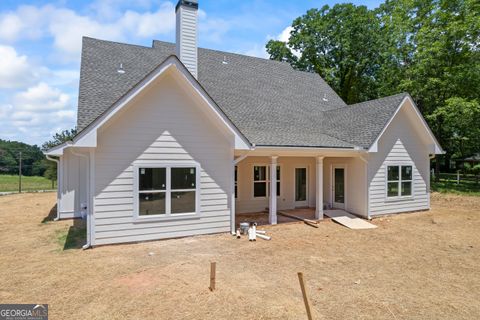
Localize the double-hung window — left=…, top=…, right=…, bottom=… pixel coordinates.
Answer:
left=387, top=164, right=413, bottom=198
left=253, top=165, right=280, bottom=198
left=135, top=164, right=199, bottom=219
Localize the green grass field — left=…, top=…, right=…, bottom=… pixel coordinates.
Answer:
left=0, top=175, right=55, bottom=192
left=431, top=178, right=480, bottom=196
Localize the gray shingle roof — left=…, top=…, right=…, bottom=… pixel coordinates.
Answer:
left=77, top=37, right=407, bottom=149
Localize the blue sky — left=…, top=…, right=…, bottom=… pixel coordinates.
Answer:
left=0, top=0, right=382, bottom=146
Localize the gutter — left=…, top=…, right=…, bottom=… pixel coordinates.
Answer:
left=70, top=149, right=92, bottom=250
left=45, top=155, right=61, bottom=221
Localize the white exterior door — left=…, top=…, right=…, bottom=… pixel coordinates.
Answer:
left=332, top=166, right=346, bottom=209
left=295, top=167, right=308, bottom=207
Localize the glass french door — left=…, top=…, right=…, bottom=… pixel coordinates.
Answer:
left=295, top=167, right=308, bottom=207
left=333, top=167, right=345, bottom=209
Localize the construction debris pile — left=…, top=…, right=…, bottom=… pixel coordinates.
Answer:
left=235, top=222, right=271, bottom=241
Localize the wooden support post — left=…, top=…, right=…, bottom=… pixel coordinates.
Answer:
left=298, top=272, right=313, bottom=320
left=209, top=262, right=216, bottom=291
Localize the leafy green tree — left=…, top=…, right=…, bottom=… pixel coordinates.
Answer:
left=265, top=40, right=298, bottom=65
left=0, top=139, right=45, bottom=176
left=266, top=4, right=383, bottom=104
left=382, top=0, right=480, bottom=172
left=42, top=128, right=77, bottom=184
left=427, top=98, right=480, bottom=160
left=267, top=0, right=480, bottom=172
left=41, top=128, right=77, bottom=151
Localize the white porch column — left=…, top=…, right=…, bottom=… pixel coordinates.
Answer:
left=269, top=156, right=278, bottom=225
left=315, top=156, right=324, bottom=220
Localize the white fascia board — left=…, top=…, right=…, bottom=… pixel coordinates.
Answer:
left=65, top=55, right=252, bottom=151
left=43, top=141, right=72, bottom=156
left=368, top=95, right=444, bottom=154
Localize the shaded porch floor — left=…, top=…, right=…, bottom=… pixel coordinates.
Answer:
left=236, top=208, right=317, bottom=228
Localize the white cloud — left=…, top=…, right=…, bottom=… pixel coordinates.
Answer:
left=48, top=8, right=126, bottom=56
left=0, top=5, right=52, bottom=42
left=243, top=44, right=268, bottom=59
left=0, top=13, right=23, bottom=41
left=0, top=46, right=37, bottom=89
left=120, top=2, right=175, bottom=38
left=0, top=3, right=176, bottom=62
left=13, top=82, right=70, bottom=112
left=0, top=83, right=76, bottom=144
left=0, top=104, right=13, bottom=118
left=278, top=26, right=293, bottom=43
left=197, top=9, right=232, bottom=44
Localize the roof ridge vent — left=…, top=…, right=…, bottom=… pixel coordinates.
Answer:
left=322, top=93, right=328, bottom=102
left=222, top=55, right=228, bottom=65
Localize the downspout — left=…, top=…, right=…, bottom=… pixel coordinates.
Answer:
left=230, top=145, right=255, bottom=234
left=46, top=155, right=61, bottom=221
left=70, top=149, right=92, bottom=250
left=428, top=154, right=435, bottom=210
left=359, top=155, right=370, bottom=220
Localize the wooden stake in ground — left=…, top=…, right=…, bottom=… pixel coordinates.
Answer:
left=209, top=261, right=216, bottom=291
left=297, top=272, right=313, bottom=320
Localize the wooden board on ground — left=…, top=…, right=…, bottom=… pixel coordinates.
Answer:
left=324, top=210, right=377, bottom=229
left=277, top=211, right=319, bottom=228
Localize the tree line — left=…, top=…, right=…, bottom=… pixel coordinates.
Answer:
left=266, top=0, right=480, bottom=169
left=0, top=139, right=46, bottom=176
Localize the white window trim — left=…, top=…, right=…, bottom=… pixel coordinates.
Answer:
left=133, top=162, right=201, bottom=222
left=294, top=165, right=310, bottom=207
left=385, top=162, right=414, bottom=201
left=330, top=164, right=347, bottom=209
left=251, top=164, right=281, bottom=200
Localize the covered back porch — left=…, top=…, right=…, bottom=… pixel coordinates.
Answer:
left=233, top=148, right=369, bottom=226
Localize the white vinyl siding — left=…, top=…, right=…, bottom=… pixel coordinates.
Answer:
left=176, top=5, right=198, bottom=77
left=92, top=73, right=233, bottom=245
left=368, top=105, right=430, bottom=216
left=58, top=149, right=88, bottom=219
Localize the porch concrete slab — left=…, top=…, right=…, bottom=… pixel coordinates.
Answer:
left=236, top=208, right=316, bottom=227
left=324, top=210, right=377, bottom=229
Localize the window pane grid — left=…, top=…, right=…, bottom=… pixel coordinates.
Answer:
left=137, top=166, right=198, bottom=217
left=387, top=165, right=413, bottom=198
left=253, top=165, right=281, bottom=198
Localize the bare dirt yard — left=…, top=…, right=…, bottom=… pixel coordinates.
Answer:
left=0, top=193, right=479, bottom=319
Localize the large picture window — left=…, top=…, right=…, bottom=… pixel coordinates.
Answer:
left=387, top=165, right=412, bottom=198
left=135, top=164, right=199, bottom=219
left=253, top=165, right=280, bottom=198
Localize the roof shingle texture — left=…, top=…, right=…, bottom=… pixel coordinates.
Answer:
left=77, top=37, right=407, bottom=149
